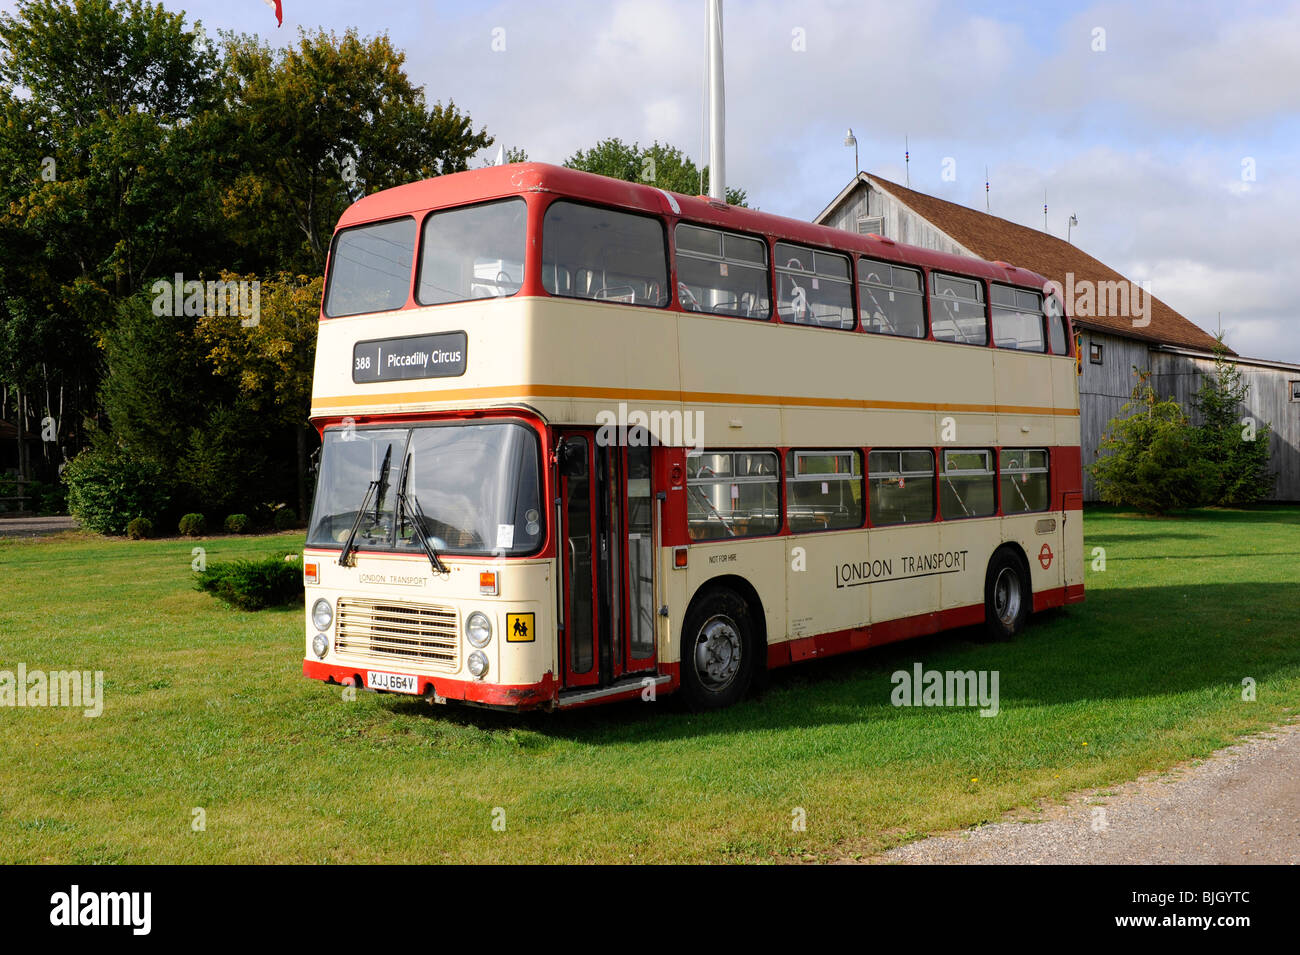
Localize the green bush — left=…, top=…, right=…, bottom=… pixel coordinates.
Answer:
left=35, top=479, right=67, bottom=516
left=63, top=441, right=172, bottom=535
left=195, top=553, right=303, bottom=611
left=125, top=516, right=155, bottom=540
left=225, top=513, right=251, bottom=534
left=273, top=507, right=298, bottom=531
left=178, top=512, right=207, bottom=537
left=1192, top=345, right=1275, bottom=505
left=1091, top=372, right=1219, bottom=514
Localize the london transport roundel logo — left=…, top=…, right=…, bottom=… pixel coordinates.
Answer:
left=1038, top=543, right=1054, bottom=570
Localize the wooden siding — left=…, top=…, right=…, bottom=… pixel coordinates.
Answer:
left=820, top=184, right=975, bottom=258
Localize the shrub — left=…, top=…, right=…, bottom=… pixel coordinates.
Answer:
left=63, top=441, right=172, bottom=535
left=178, top=512, right=207, bottom=537
left=1091, top=371, right=1218, bottom=514
left=273, top=507, right=298, bottom=531
left=225, top=513, right=251, bottom=534
left=125, top=516, right=155, bottom=540
left=1191, top=344, right=1275, bottom=505
left=35, top=479, right=67, bottom=516
left=195, top=553, right=303, bottom=610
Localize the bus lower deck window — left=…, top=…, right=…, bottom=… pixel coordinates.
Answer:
left=868, top=449, right=935, bottom=525
left=940, top=449, right=996, bottom=518
left=785, top=449, right=864, bottom=532
left=686, top=450, right=780, bottom=540
left=1000, top=448, right=1050, bottom=513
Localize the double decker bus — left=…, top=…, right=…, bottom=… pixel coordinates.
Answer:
left=302, top=163, right=1084, bottom=711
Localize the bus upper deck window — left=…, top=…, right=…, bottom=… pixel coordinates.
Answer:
left=324, top=217, right=416, bottom=317
left=417, top=198, right=526, bottom=305
left=859, top=260, right=925, bottom=338
left=1046, top=292, right=1069, bottom=354
left=991, top=284, right=1046, bottom=352
left=930, top=273, right=987, bottom=346
left=775, top=242, right=854, bottom=330
left=542, top=201, right=669, bottom=307
left=675, top=223, right=771, bottom=319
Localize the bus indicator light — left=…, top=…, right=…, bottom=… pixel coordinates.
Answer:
left=674, top=547, right=688, bottom=569
left=480, top=571, right=499, bottom=596
left=304, top=561, right=318, bottom=585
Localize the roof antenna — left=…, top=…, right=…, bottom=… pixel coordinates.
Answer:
left=905, top=135, right=910, bottom=188
left=1043, top=189, right=1048, bottom=232
left=985, top=166, right=990, bottom=212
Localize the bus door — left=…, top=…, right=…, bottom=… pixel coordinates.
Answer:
left=557, top=431, right=657, bottom=689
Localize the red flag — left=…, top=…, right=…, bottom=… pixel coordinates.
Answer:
left=263, top=0, right=283, bottom=26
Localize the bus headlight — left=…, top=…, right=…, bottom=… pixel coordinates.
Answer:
left=467, top=651, right=489, bottom=679
left=312, top=632, right=329, bottom=659
left=465, top=611, right=492, bottom=648
left=312, top=598, right=334, bottom=632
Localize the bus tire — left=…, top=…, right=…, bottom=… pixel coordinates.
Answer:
left=983, top=548, right=1030, bottom=642
left=679, top=588, right=755, bottom=711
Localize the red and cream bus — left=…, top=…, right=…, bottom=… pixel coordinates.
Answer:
left=301, top=163, right=1084, bottom=711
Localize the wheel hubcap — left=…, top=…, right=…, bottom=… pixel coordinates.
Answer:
left=994, top=567, right=1021, bottom=626
left=694, top=615, right=742, bottom=690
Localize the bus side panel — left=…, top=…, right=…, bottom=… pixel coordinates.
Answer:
left=860, top=526, right=941, bottom=629
left=667, top=538, right=787, bottom=666
left=784, top=532, right=870, bottom=649
left=937, top=518, right=997, bottom=612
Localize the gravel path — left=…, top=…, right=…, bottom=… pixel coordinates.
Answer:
left=870, top=720, right=1300, bottom=864
left=0, top=515, right=78, bottom=538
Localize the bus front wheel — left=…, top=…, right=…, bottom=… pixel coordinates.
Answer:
left=679, top=589, right=755, bottom=711
left=983, top=549, right=1031, bottom=642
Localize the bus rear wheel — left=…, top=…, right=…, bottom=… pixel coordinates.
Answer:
left=680, top=589, right=754, bottom=711
left=983, top=549, right=1030, bottom=641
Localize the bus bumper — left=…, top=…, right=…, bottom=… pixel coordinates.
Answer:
left=302, top=659, right=558, bottom=709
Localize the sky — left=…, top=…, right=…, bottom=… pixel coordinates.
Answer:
left=5, top=0, right=1299, bottom=362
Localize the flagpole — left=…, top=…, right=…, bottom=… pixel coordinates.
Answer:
left=706, top=0, right=726, bottom=201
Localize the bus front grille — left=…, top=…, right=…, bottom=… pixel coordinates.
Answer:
left=335, top=598, right=460, bottom=671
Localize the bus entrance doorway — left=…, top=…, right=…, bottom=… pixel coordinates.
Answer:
left=556, top=430, right=657, bottom=692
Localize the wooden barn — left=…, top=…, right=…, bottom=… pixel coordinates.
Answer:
left=816, top=173, right=1300, bottom=500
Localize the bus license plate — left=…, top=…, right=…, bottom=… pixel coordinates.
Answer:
left=366, top=670, right=420, bottom=694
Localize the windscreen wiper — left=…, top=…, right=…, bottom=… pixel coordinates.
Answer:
left=396, top=452, right=447, bottom=575
left=338, top=445, right=393, bottom=567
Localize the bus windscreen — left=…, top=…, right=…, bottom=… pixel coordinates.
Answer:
left=308, top=421, right=543, bottom=558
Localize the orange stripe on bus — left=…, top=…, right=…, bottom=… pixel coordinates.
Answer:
left=311, top=384, right=1079, bottom=417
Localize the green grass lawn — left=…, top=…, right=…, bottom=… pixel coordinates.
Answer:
left=1, top=508, right=1298, bottom=864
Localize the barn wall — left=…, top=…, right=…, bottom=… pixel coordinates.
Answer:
left=1151, top=353, right=1300, bottom=501
left=821, top=183, right=975, bottom=257
left=1076, top=330, right=1152, bottom=500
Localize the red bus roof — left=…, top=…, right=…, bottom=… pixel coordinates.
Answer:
left=336, top=163, right=1053, bottom=291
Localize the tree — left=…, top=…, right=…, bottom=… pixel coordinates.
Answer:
left=194, top=273, right=323, bottom=517
left=1191, top=340, right=1274, bottom=505
left=565, top=138, right=748, bottom=206
left=0, top=0, right=225, bottom=478
left=1090, top=368, right=1219, bottom=514
left=218, top=28, right=493, bottom=274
